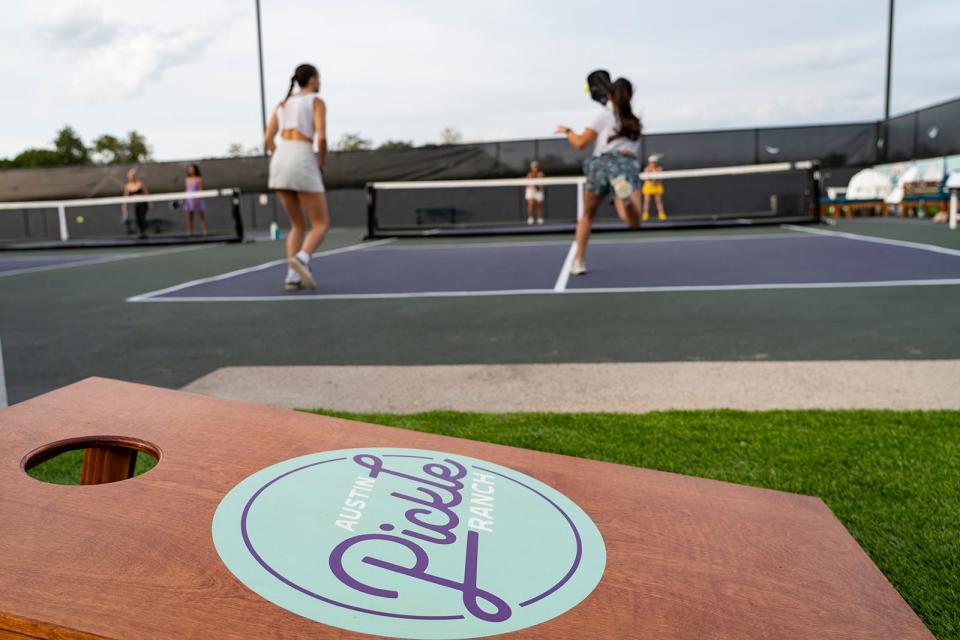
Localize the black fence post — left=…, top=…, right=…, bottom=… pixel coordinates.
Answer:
left=231, top=189, right=245, bottom=242
left=365, top=183, right=377, bottom=239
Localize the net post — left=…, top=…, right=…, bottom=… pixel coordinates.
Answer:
left=576, top=181, right=584, bottom=221
left=230, top=189, right=245, bottom=241
left=57, top=203, right=69, bottom=242
left=365, top=183, right=378, bottom=239
left=950, top=191, right=957, bottom=231
left=810, top=163, right=822, bottom=223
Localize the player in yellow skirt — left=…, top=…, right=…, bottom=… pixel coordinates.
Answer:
left=641, top=155, right=666, bottom=221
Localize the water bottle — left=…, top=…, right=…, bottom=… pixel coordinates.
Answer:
left=269, top=222, right=280, bottom=240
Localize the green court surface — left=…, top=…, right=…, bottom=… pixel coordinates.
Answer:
left=27, top=408, right=960, bottom=639
left=1, top=219, right=960, bottom=404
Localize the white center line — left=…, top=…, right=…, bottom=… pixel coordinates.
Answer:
left=553, top=242, right=577, bottom=291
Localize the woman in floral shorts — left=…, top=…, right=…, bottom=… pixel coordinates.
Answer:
left=556, top=71, right=643, bottom=275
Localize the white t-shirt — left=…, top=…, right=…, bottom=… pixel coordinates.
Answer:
left=588, top=108, right=640, bottom=157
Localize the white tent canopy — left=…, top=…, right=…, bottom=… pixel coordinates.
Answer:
left=846, top=168, right=893, bottom=201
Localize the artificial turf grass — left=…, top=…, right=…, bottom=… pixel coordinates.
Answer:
left=305, top=409, right=959, bottom=640
left=25, top=448, right=157, bottom=485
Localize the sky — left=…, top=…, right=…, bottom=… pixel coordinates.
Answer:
left=2, top=0, right=958, bottom=161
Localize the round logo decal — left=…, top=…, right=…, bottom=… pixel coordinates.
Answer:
left=212, top=448, right=606, bottom=638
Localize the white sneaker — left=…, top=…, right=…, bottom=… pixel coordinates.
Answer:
left=570, top=259, right=586, bottom=276
left=537, top=218, right=544, bottom=225
left=284, top=273, right=301, bottom=291
left=288, top=256, right=316, bottom=289
left=527, top=216, right=534, bottom=225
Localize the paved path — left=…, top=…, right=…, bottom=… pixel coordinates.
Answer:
left=183, top=361, right=960, bottom=412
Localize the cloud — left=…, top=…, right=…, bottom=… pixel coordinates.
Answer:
left=40, top=5, right=119, bottom=50
left=40, top=4, right=210, bottom=100
left=72, top=30, right=209, bottom=100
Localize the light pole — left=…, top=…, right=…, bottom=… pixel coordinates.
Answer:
left=883, top=0, right=894, bottom=121
left=256, top=0, right=268, bottom=155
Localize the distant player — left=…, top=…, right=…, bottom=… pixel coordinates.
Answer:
left=121, top=168, right=152, bottom=239
left=264, top=63, right=331, bottom=291
left=642, top=155, right=666, bottom=221
left=183, top=163, right=208, bottom=236
left=525, top=161, right=545, bottom=225
left=556, top=70, right=642, bottom=275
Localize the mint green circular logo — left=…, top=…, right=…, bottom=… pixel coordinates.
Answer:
left=212, top=448, right=606, bottom=638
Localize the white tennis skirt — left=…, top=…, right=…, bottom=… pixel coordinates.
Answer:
left=268, top=139, right=325, bottom=192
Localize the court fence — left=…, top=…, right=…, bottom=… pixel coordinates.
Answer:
left=0, top=97, right=956, bottom=205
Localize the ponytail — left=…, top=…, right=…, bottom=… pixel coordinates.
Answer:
left=608, top=78, right=641, bottom=143
left=282, top=63, right=320, bottom=104
left=283, top=76, right=296, bottom=104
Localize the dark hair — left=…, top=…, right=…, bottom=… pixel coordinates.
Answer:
left=608, top=78, right=641, bottom=142
left=186, top=163, right=201, bottom=177
left=284, top=63, right=319, bottom=103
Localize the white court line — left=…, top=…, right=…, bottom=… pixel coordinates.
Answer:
left=0, top=244, right=211, bottom=279
left=0, top=336, right=6, bottom=408
left=126, top=239, right=395, bottom=302
left=554, top=243, right=577, bottom=291
left=384, top=231, right=808, bottom=251
left=782, top=224, right=960, bottom=258
left=130, top=277, right=960, bottom=303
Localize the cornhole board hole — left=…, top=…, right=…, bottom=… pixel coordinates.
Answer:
left=0, top=378, right=933, bottom=639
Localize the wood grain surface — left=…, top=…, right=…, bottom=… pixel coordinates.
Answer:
left=0, top=378, right=934, bottom=639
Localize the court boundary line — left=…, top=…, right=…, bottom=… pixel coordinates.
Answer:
left=782, top=224, right=960, bottom=258
left=384, top=231, right=809, bottom=251
left=0, top=244, right=212, bottom=279
left=128, top=277, right=960, bottom=303
left=126, top=239, right=395, bottom=302
left=554, top=243, right=577, bottom=291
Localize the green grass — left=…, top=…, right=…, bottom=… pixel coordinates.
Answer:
left=306, top=409, right=959, bottom=639
left=26, top=409, right=959, bottom=637
left=26, top=449, right=157, bottom=485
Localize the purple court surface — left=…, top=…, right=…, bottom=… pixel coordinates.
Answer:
left=0, top=254, right=115, bottom=277
left=128, top=231, right=960, bottom=302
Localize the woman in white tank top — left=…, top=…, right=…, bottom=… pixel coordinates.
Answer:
left=264, top=63, right=330, bottom=291
left=556, top=71, right=643, bottom=276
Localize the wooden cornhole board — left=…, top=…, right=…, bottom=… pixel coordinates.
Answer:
left=0, top=378, right=933, bottom=639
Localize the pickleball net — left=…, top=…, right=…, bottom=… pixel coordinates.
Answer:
left=0, top=188, right=244, bottom=248
left=366, top=161, right=820, bottom=238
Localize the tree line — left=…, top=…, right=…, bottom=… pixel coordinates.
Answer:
left=226, top=127, right=465, bottom=156
left=0, top=126, right=152, bottom=169
left=1, top=125, right=467, bottom=168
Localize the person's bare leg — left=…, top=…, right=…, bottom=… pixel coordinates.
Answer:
left=297, top=191, right=330, bottom=255
left=613, top=197, right=641, bottom=229
left=574, top=190, right=603, bottom=263
left=655, top=194, right=666, bottom=219
left=631, top=190, right=643, bottom=224
left=199, top=211, right=208, bottom=236
left=526, top=199, right=534, bottom=223
left=186, top=211, right=194, bottom=236
left=277, top=191, right=304, bottom=258
left=537, top=200, right=544, bottom=223
left=642, top=193, right=651, bottom=220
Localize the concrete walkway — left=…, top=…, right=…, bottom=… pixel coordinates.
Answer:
left=182, top=361, right=960, bottom=412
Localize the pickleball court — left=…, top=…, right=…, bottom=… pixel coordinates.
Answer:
left=128, top=226, right=960, bottom=302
